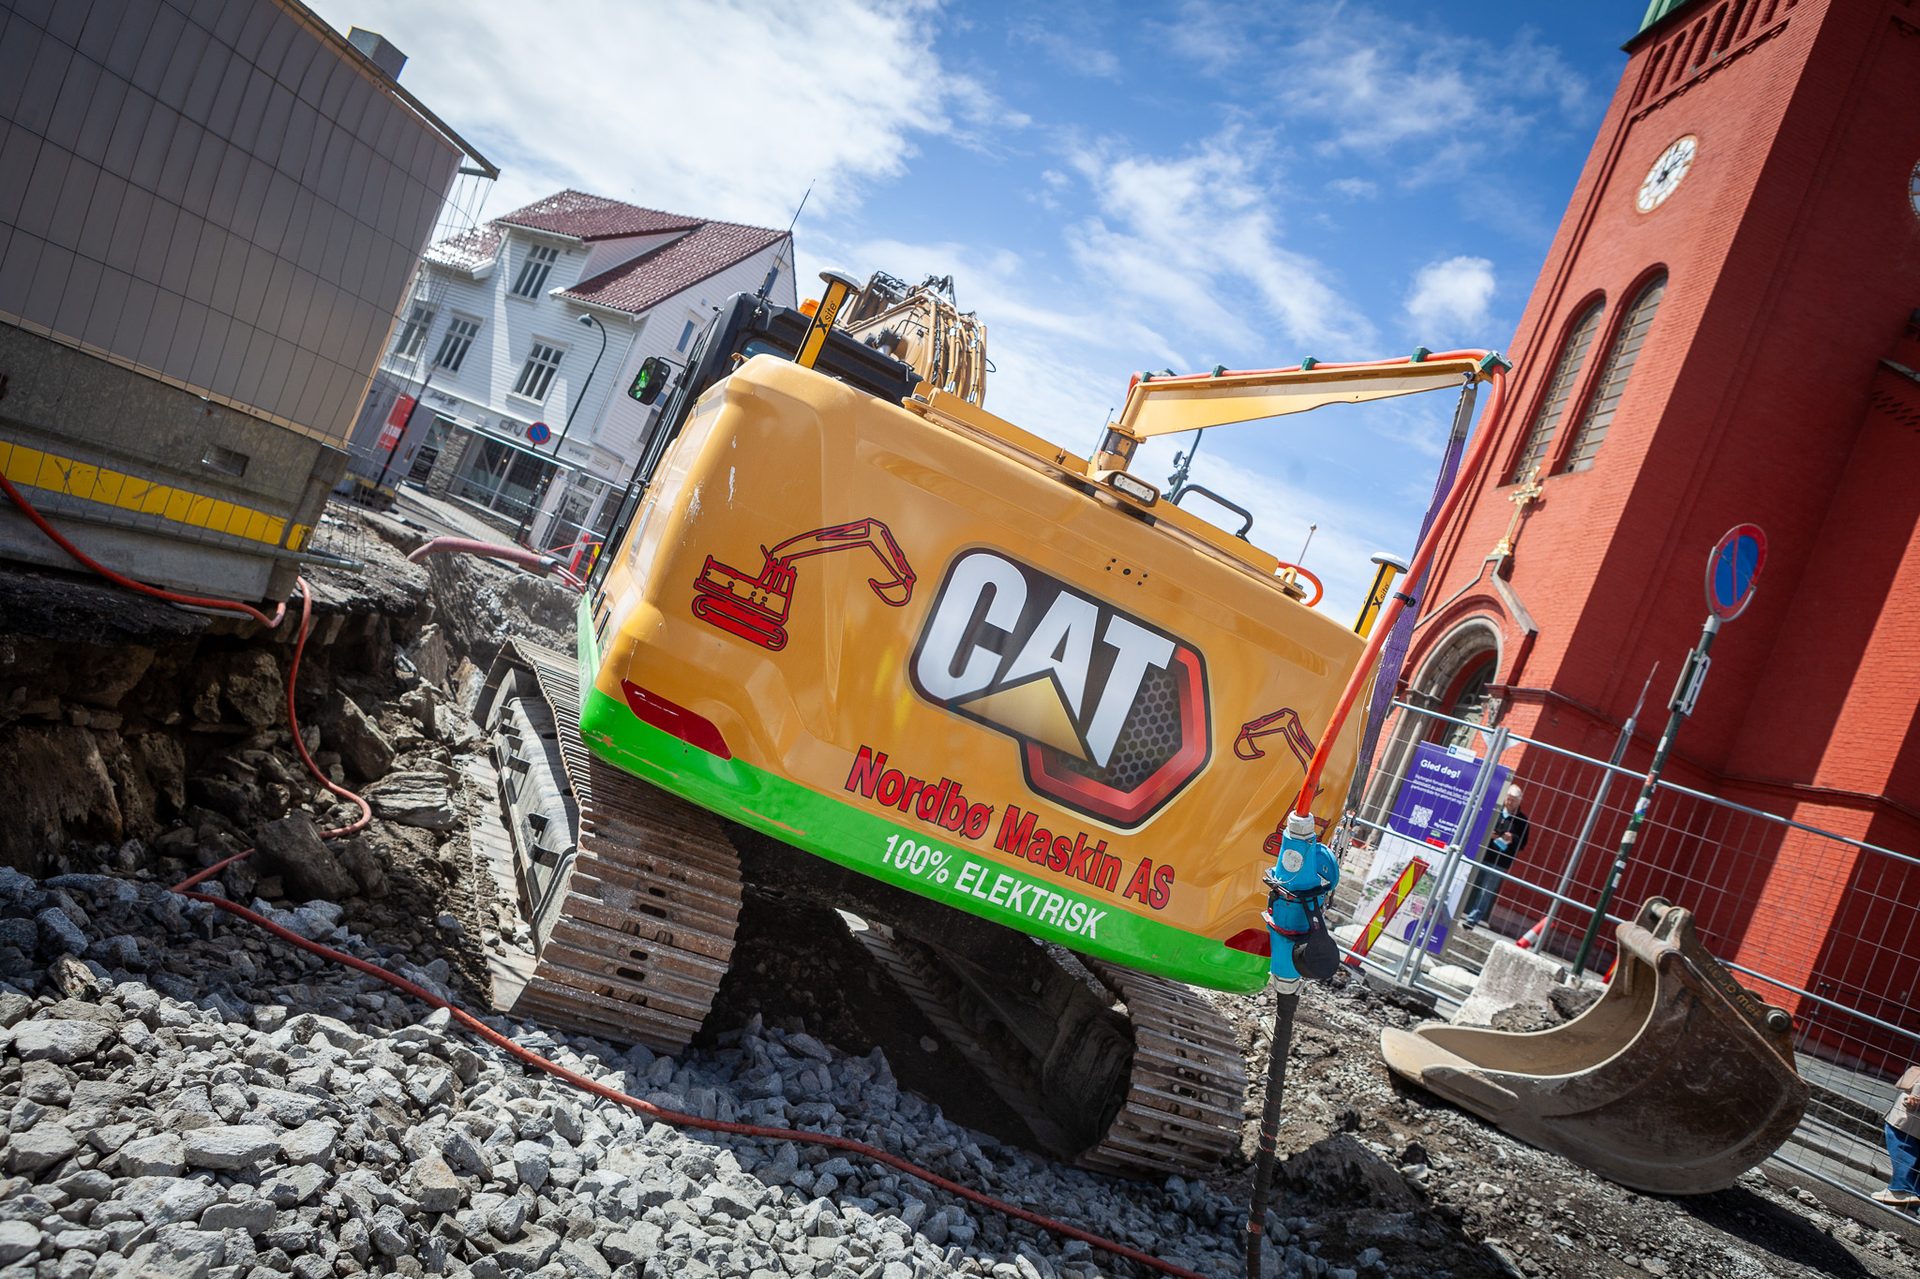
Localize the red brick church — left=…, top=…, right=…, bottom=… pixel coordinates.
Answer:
left=1382, top=0, right=1920, bottom=1062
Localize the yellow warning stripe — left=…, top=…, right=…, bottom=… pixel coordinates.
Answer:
left=0, top=440, right=308, bottom=551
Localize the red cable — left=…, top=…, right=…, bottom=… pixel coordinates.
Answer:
left=157, top=567, right=1206, bottom=1279
left=284, top=578, right=372, bottom=839
left=0, top=469, right=287, bottom=627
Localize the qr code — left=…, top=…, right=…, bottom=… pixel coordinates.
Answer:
left=1412, top=805, right=1433, bottom=828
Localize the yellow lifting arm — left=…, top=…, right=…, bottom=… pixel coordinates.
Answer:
left=1112, top=354, right=1490, bottom=441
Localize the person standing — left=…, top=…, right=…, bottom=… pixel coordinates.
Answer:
left=1460, top=785, right=1529, bottom=930
left=1878, top=1064, right=1920, bottom=1207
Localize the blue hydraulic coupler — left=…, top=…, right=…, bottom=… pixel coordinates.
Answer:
left=1263, top=811, right=1341, bottom=987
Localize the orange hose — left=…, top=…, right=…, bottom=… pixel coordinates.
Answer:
left=1291, top=355, right=1509, bottom=815
left=407, top=536, right=585, bottom=591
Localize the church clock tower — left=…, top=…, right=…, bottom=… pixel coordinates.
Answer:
left=1387, top=0, right=1920, bottom=1034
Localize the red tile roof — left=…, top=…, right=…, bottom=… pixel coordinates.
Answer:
left=494, top=189, right=702, bottom=242
left=422, top=190, right=786, bottom=314
left=559, top=220, right=787, bottom=316
left=425, top=223, right=501, bottom=272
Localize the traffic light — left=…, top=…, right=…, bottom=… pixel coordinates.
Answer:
left=629, top=356, right=671, bottom=405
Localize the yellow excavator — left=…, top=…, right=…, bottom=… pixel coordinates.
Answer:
left=471, top=270, right=1805, bottom=1185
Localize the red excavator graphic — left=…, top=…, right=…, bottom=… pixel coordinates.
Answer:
left=692, top=518, right=915, bottom=651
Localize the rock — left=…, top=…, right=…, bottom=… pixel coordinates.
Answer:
left=182, top=1124, right=279, bottom=1171
left=510, top=1140, right=551, bottom=1191
left=123, top=1176, right=223, bottom=1225
left=11, top=1018, right=111, bottom=1064
left=199, top=1199, right=275, bottom=1234
left=120, top=1133, right=188, bottom=1178
left=406, top=624, right=453, bottom=690
left=19, top=1059, right=74, bottom=1105
left=252, top=815, right=357, bottom=902
left=0, top=1220, right=39, bottom=1265
left=8, top=1119, right=78, bottom=1173
left=220, top=649, right=285, bottom=727
left=260, top=1164, right=329, bottom=1208
left=602, top=1225, right=663, bottom=1266
left=331, top=694, right=395, bottom=782
left=408, top=1152, right=463, bottom=1214
left=367, top=770, right=458, bottom=830
left=36, top=906, right=90, bottom=955
left=278, top=1120, right=337, bottom=1166
left=492, top=1224, right=560, bottom=1271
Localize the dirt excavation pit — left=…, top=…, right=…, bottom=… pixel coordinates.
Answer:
left=0, top=502, right=1915, bottom=1279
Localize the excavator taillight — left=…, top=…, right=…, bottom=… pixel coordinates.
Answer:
left=1225, top=928, right=1272, bottom=957
left=620, top=680, right=732, bottom=760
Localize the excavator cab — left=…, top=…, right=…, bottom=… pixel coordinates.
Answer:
left=1379, top=898, right=1808, bottom=1193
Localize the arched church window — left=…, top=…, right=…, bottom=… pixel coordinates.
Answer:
left=1563, top=272, right=1668, bottom=472
left=1509, top=301, right=1604, bottom=483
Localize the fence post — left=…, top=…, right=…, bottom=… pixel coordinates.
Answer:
left=1574, top=616, right=1720, bottom=976
left=1544, top=665, right=1657, bottom=938
left=1392, top=724, right=1509, bottom=990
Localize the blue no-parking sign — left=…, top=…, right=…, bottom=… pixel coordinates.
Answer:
left=526, top=421, right=551, bottom=446
left=1707, top=523, right=1766, bottom=621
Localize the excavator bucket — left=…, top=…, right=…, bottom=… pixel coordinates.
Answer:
left=1378, top=899, right=1808, bottom=1194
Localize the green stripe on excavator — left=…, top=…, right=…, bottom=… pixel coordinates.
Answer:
left=572, top=605, right=1268, bottom=994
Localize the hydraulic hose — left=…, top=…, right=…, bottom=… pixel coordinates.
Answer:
left=0, top=485, right=1207, bottom=1275
left=1291, top=353, right=1509, bottom=816
left=0, top=468, right=287, bottom=627
left=406, top=536, right=586, bottom=591
left=161, top=562, right=1207, bottom=1279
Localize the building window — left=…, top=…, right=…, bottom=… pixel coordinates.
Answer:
left=513, top=341, right=565, bottom=402
left=394, top=302, right=435, bottom=360
left=677, top=320, right=696, bottom=352
left=1563, top=273, right=1667, bottom=472
left=511, top=244, right=561, bottom=298
left=1509, top=301, right=1603, bottom=483
left=434, top=317, right=481, bottom=372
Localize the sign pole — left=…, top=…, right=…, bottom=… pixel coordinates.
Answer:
left=1571, top=615, right=1717, bottom=977
left=1571, top=523, right=1765, bottom=977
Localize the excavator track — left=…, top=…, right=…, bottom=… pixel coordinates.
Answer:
left=476, top=642, right=742, bottom=1053
left=855, top=921, right=1247, bottom=1177
left=475, top=641, right=1245, bottom=1177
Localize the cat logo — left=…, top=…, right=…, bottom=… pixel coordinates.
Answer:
left=910, top=549, right=1209, bottom=828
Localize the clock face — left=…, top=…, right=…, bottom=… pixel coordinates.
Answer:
left=1637, top=135, right=1697, bottom=213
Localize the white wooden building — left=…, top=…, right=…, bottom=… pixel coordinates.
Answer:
left=368, top=190, right=795, bottom=548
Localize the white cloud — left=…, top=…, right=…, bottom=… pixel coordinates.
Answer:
left=1013, top=20, right=1122, bottom=79
left=1405, top=256, right=1496, bottom=339
left=1065, top=135, right=1374, bottom=353
left=1163, top=4, right=1592, bottom=187
left=310, top=0, right=1018, bottom=226
left=1328, top=176, right=1378, bottom=199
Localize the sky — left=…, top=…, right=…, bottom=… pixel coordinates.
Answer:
left=313, top=0, right=1644, bottom=618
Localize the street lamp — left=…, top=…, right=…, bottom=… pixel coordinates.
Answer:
left=517, top=311, right=608, bottom=544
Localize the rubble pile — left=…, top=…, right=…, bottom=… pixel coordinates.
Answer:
left=0, top=870, right=1257, bottom=1279
left=0, top=503, right=1914, bottom=1279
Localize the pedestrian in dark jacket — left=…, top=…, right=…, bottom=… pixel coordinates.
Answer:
left=1461, top=785, right=1529, bottom=929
